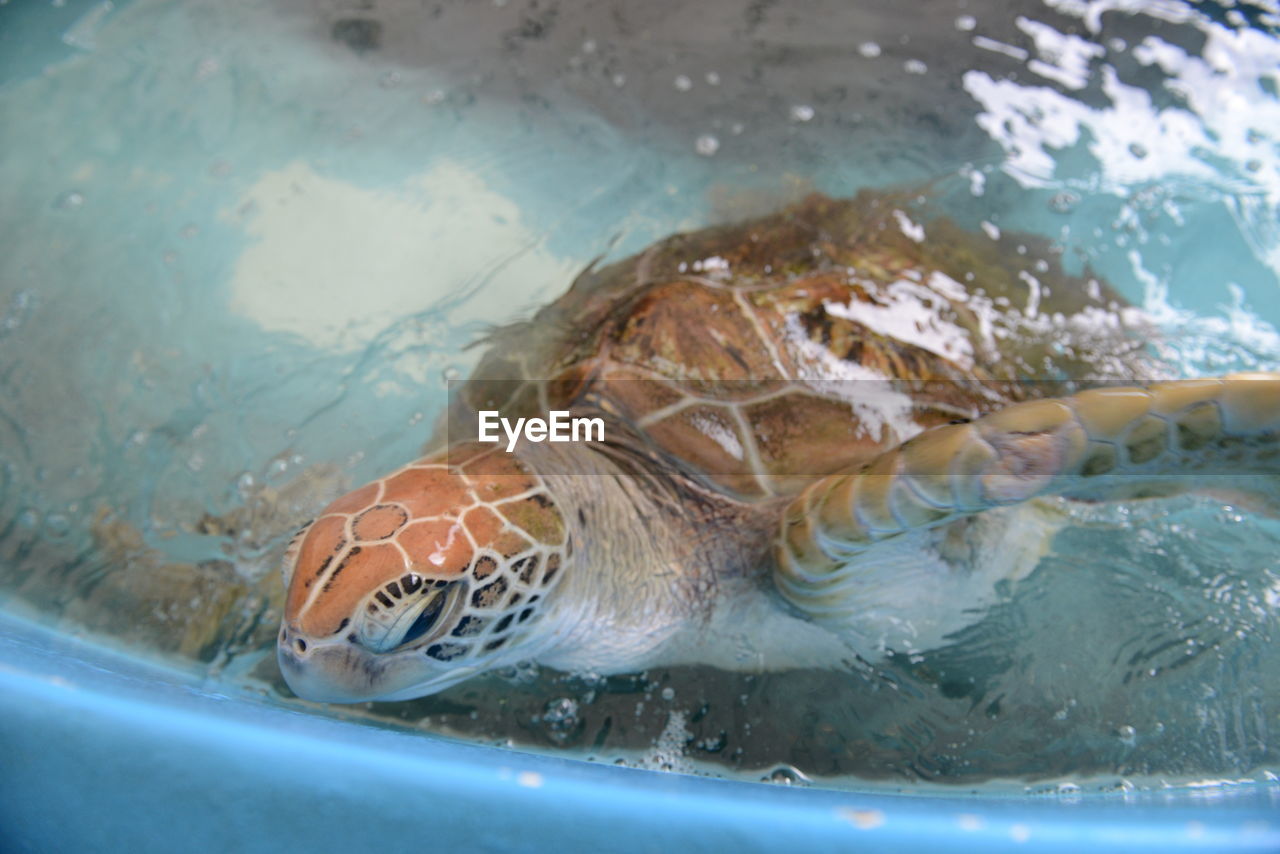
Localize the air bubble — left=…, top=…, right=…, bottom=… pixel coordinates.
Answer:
left=695, top=134, right=720, bottom=156
left=661, top=686, right=675, bottom=701
left=1, top=290, right=34, bottom=334
left=955, top=15, right=976, bottom=31
left=54, top=190, right=85, bottom=210
left=1118, top=725, right=1137, bottom=747
left=674, top=74, right=692, bottom=92
left=697, top=732, right=727, bottom=752
left=1049, top=191, right=1080, bottom=214
left=858, top=42, right=881, bottom=58
left=538, top=697, right=580, bottom=742
left=705, top=71, right=720, bottom=86
left=904, top=59, right=928, bottom=74
left=763, top=765, right=810, bottom=786
left=789, top=104, right=814, bottom=122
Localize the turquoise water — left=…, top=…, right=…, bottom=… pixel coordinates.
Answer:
left=1, top=0, right=1279, bottom=789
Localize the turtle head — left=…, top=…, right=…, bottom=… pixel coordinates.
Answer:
left=277, top=445, right=570, bottom=702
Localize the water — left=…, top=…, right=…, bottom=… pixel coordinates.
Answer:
left=1, top=0, right=1279, bottom=791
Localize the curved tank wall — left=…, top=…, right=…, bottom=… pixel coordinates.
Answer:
left=2, top=614, right=1278, bottom=853
left=3, top=1, right=1280, bottom=850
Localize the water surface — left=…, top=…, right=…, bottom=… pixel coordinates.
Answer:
left=1, top=0, right=1279, bottom=790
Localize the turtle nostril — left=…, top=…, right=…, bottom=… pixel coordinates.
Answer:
left=295, top=638, right=308, bottom=654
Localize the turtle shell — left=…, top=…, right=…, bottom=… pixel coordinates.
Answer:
left=452, top=191, right=1148, bottom=500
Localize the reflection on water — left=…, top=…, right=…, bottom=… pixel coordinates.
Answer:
left=1, top=0, right=1279, bottom=789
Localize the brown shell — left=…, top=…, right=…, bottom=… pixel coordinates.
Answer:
left=450, top=191, right=1148, bottom=500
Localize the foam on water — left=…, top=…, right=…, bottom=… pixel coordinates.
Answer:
left=0, top=0, right=1278, bottom=789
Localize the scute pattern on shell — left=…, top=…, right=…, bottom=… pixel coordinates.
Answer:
left=453, top=191, right=1150, bottom=499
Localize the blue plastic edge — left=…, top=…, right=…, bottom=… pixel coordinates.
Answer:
left=0, top=612, right=1277, bottom=854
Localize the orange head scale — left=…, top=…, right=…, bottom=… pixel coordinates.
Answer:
left=277, top=445, right=570, bottom=701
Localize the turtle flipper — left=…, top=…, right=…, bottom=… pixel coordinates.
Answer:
left=775, top=373, right=1280, bottom=623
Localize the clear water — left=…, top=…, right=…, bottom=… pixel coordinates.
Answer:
left=1, top=0, right=1279, bottom=791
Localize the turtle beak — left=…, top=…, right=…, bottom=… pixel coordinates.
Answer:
left=277, top=622, right=478, bottom=702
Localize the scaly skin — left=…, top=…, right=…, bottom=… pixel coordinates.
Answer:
left=776, top=373, right=1280, bottom=619
left=274, top=193, right=1280, bottom=703
left=279, top=438, right=772, bottom=702
left=279, top=375, right=1280, bottom=702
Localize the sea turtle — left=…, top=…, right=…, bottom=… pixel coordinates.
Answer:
left=276, top=191, right=1280, bottom=703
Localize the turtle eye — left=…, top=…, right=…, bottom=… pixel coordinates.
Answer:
left=396, top=588, right=449, bottom=648
left=357, top=576, right=461, bottom=653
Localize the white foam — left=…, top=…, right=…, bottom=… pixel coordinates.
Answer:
left=965, top=5, right=1280, bottom=257
left=1016, top=16, right=1104, bottom=91
left=822, top=278, right=976, bottom=367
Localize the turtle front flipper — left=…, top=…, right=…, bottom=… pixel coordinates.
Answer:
left=775, top=373, right=1280, bottom=624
